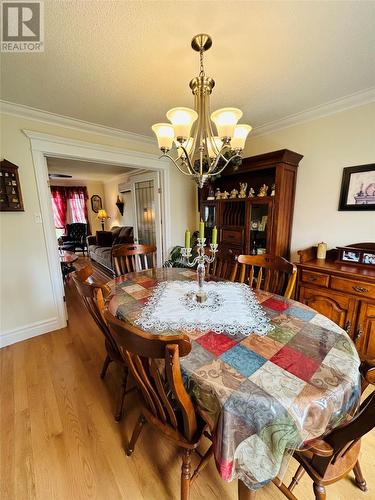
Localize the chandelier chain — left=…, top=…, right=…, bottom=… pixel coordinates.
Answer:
left=199, top=49, right=205, bottom=77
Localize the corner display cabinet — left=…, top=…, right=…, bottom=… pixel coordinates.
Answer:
left=199, top=149, right=303, bottom=259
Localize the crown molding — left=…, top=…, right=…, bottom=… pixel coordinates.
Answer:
left=2, top=87, right=374, bottom=145
left=252, top=87, right=375, bottom=137
left=0, top=99, right=155, bottom=145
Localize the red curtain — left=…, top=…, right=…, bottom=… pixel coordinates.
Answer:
left=50, top=186, right=89, bottom=231
left=51, top=186, right=67, bottom=229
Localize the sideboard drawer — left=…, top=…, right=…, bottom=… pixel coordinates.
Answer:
left=301, top=270, right=329, bottom=287
left=331, top=276, right=375, bottom=299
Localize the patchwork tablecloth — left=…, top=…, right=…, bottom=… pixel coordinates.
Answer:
left=107, top=268, right=360, bottom=490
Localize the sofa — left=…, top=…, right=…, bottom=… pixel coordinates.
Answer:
left=87, top=226, right=134, bottom=272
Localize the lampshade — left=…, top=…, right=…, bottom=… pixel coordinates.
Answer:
left=205, top=137, right=223, bottom=158
left=97, top=209, right=109, bottom=219
left=210, top=107, right=243, bottom=139
left=166, top=107, right=198, bottom=139
left=231, top=124, right=252, bottom=150
left=174, top=137, right=194, bottom=158
left=151, top=123, right=174, bottom=151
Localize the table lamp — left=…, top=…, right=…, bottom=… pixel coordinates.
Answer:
left=97, top=209, right=110, bottom=230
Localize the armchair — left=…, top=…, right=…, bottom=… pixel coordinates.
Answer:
left=58, top=223, right=88, bottom=255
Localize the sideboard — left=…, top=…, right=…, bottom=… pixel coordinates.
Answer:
left=296, top=245, right=375, bottom=359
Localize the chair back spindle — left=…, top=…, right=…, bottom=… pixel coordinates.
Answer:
left=206, top=247, right=238, bottom=281
left=112, top=244, right=157, bottom=277
left=104, top=311, right=198, bottom=442
left=237, top=254, right=297, bottom=298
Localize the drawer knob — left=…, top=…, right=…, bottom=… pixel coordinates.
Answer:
left=344, top=321, right=351, bottom=335
left=352, top=286, right=369, bottom=293
left=354, top=328, right=362, bottom=343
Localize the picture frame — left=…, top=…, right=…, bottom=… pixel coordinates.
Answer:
left=0, top=159, right=24, bottom=211
left=90, top=194, right=102, bottom=213
left=336, top=245, right=375, bottom=267
left=338, top=164, right=375, bottom=211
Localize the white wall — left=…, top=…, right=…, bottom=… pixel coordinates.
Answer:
left=49, top=178, right=106, bottom=233
left=243, top=102, right=375, bottom=259
left=0, top=112, right=196, bottom=345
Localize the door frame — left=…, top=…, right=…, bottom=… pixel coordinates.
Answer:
left=23, top=129, right=171, bottom=332
left=119, top=171, right=164, bottom=266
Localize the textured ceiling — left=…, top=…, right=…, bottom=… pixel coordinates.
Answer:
left=2, top=1, right=375, bottom=136
left=47, top=157, right=136, bottom=182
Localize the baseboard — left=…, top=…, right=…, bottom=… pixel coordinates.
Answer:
left=0, top=316, right=65, bottom=348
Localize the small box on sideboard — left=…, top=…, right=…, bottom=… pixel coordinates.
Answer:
left=0, top=159, right=24, bottom=212
left=296, top=243, right=375, bottom=360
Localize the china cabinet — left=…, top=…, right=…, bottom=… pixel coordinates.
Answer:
left=199, top=149, right=303, bottom=258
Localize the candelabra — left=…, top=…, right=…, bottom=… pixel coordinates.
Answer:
left=181, top=238, right=218, bottom=303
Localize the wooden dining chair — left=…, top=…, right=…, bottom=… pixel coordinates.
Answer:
left=72, top=265, right=130, bottom=422
left=104, top=309, right=214, bottom=500
left=237, top=254, right=297, bottom=299
left=112, top=244, right=157, bottom=277
left=273, top=361, right=375, bottom=500
left=206, top=247, right=238, bottom=281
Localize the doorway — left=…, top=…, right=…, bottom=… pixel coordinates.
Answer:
left=25, top=130, right=171, bottom=332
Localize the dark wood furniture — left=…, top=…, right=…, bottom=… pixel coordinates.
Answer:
left=206, top=247, right=238, bottom=281
left=237, top=254, right=297, bottom=299
left=296, top=244, right=375, bottom=359
left=273, top=362, right=374, bottom=500
left=72, top=265, right=130, bottom=422
left=0, top=159, right=24, bottom=211
left=104, top=310, right=214, bottom=500
left=112, top=243, right=157, bottom=277
left=199, top=149, right=303, bottom=259
left=59, top=250, right=78, bottom=283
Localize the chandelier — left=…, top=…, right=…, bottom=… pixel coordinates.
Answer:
left=151, top=34, right=252, bottom=188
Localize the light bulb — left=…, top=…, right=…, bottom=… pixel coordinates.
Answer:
left=210, top=107, right=243, bottom=139
left=151, top=123, right=174, bottom=151
left=205, top=137, right=223, bottom=158
left=166, top=107, right=198, bottom=140
left=174, top=138, right=194, bottom=158
left=231, top=124, right=252, bottom=150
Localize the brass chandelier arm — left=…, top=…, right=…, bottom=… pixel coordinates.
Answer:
left=209, top=152, right=242, bottom=177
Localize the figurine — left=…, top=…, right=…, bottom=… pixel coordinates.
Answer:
left=258, top=184, right=268, bottom=197
left=238, top=182, right=247, bottom=198
left=248, top=187, right=255, bottom=198
left=271, top=184, right=275, bottom=196
left=230, top=189, right=239, bottom=198
left=215, top=188, right=222, bottom=200
left=207, top=187, right=215, bottom=200
left=221, top=190, right=229, bottom=200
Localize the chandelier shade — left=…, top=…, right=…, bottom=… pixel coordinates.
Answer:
left=152, top=34, right=252, bottom=188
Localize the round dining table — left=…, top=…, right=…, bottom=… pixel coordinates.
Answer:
left=107, top=267, right=361, bottom=496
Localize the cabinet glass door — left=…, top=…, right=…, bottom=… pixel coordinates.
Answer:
left=202, top=204, right=216, bottom=243
left=249, top=202, right=271, bottom=255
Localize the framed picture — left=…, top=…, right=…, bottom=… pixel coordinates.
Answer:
left=341, top=250, right=361, bottom=263
left=90, top=194, right=102, bottom=213
left=338, top=164, right=375, bottom=211
left=363, top=253, right=375, bottom=265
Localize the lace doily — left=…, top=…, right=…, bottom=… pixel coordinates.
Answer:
left=135, top=281, right=273, bottom=336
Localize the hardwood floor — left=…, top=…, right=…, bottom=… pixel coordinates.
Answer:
left=1, top=266, right=374, bottom=500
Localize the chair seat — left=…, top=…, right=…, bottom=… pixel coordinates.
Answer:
left=296, top=439, right=361, bottom=486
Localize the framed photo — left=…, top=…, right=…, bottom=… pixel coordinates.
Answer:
left=338, top=164, right=375, bottom=211
left=363, top=253, right=375, bottom=265
left=341, top=250, right=361, bottom=263
left=90, top=194, right=102, bottom=213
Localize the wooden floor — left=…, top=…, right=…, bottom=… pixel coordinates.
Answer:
left=1, top=264, right=374, bottom=500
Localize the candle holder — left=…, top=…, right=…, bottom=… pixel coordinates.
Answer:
left=181, top=238, right=218, bottom=303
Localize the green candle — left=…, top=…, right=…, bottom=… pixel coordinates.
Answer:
left=212, top=226, right=217, bottom=245
left=199, top=219, right=205, bottom=240
left=185, top=228, right=191, bottom=248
